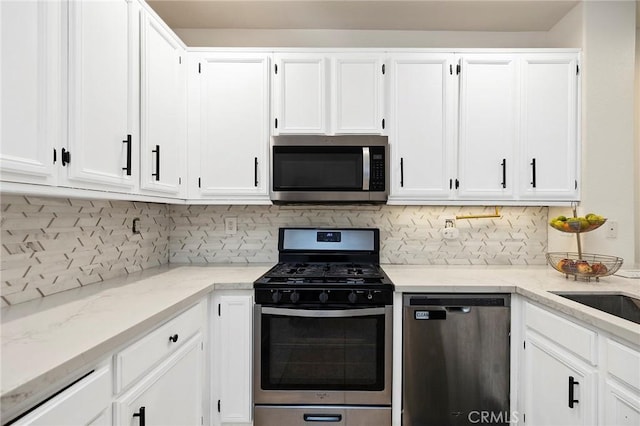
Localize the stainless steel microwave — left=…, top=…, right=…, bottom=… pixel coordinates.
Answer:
left=270, top=136, right=389, bottom=203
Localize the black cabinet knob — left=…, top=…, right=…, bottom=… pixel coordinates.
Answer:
left=169, top=334, right=179, bottom=343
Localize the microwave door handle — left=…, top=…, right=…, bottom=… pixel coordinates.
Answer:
left=262, top=307, right=385, bottom=318
left=362, top=147, right=370, bottom=191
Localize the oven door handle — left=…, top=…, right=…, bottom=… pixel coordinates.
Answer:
left=304, top=414, right=343, bottom=422
left=261, top=306, right=386, bottom=318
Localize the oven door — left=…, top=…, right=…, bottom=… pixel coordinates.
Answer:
left=254, top=305, right=392, bottom=406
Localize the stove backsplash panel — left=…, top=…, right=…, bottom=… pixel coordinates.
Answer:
left=169, top=205, right=548, bottom=266
left=0, top=195, right=170, bottom=306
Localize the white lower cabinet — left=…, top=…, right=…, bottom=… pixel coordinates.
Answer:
left=211, top=291, right=253, bottom=425
left=115, top=333, right=204, bottom=426
left=603, top=339, right=640, bottom=425
left=523, top=333, right=597, bottom=425
left=520, top=300, right=640, bottom=426
left=10, top=365, right=112, bottom=426
left=114, top=300, right=207, bottom=426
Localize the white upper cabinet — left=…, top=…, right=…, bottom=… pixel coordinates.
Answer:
left=519, top=53, right=579, bottom=201
left=272, top=52, right=385, bottom=135
left=273, top=53, right=328, bottom=134
left=387, top=53, right=456, bottom=202
left=139, top=9, right=186, bottom=197
left=457, top=54, right=518, bottom=200
left=0, top=0, right=62, bottom=186
left=332, top=54, right=385, bottom=134
left=190, top=52, right=270, bottom=203
left=66, top=0, right=138, bottom=193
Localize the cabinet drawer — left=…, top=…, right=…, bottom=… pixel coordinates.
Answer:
left=607, top=338, right=640, bottom=391
left=525, top=302, right=597, bottom=364
left=115, top=301, right=205, bottom=393
left=12, top=366, right=111, bottom=426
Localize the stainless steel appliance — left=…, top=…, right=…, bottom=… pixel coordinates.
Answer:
left=403, top=294, right=511, bottom=426
left=254, top=228, right=394, bottom=426
left=270, top=136, right=388, bottom=203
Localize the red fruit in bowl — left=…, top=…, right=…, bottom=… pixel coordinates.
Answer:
left=590, top=263, right=608, bottom=275
left=575, top=260, right=593, bottom=274
left=557, top=258, right=576, bottom=273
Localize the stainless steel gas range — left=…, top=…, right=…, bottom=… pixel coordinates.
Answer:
left=253, top=228, right=394, bottom=426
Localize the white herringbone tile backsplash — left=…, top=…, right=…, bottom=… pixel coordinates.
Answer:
left=1, top=195, right=170, bottom=306
left=169, top=204, right=548, bottom=266
left=1, top=196, right=548, bottom=306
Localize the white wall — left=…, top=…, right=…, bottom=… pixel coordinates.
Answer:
left=636, top=27, right=640, bottom=266
left=578, top=1, right=636, bottom=265
left=175, top=28, right=548, bottom=48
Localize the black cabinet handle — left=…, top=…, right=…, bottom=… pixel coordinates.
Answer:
left=568, top=376, right=579, bottom=408
left=254, top=157, right=258, bottom=187
left=123, top=134, right=132, bottom=176
left=303, top=414, right=342, bottom=422
left=53, top=148, right=57, bottom=164
left=455, top=178, right=459, bottom=189
left=530, top=158, right=536, bottom=188
left=400, top=158, right=404, bottom=187
left=61, top=148, right=70, bottom=166
left=152, top=145, right=160, bottom=181
left=501, top=158, right=507, bottom=188
left=169, top=334, right=179, bottom=343
left=133, top=406, right=146, bottom=426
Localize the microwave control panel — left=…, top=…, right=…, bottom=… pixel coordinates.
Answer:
left=370, top=146, right=386, bottom=191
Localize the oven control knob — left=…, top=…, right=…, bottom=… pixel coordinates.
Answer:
left=290, top=291, right=300, bottom=304
left=271, top=291, right=282, bottom=304
left=319, top=291, right=329, bottom=303
left=348, top=291, right=358, bottom=304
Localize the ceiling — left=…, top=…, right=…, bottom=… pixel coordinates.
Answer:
left=147, top=0, right=586, bottom=32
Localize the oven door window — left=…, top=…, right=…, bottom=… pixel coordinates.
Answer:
left=260, top=309, right=385, bottom=391
left=272, top=146, right=364, bottom=191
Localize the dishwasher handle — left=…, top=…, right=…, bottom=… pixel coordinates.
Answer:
left=445, top=306, right=471, bottom=313
left=405, top=294, right=510, bottom=307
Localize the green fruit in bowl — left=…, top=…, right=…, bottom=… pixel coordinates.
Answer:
left=579, top=218, right=590, bottom=230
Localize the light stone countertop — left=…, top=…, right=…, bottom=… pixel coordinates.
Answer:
left=383, top=264, right=640, bottom=345
left=1, top=263, right=639, bottom=421
left=0, top=264, right=270, bottom=421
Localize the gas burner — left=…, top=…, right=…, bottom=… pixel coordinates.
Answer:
left=254, top=228, right=394, bottom=304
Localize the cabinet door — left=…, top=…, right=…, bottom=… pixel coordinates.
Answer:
left=332, top=54, right=384, bottom=134
left=196, top=53, right=270, bottom=201
left=213, top=293, right=253, bottom=423
left=604, top=380, right=640, bottom=426
left=116, top=334, right=204, bottom=426
left=522, top=332, right=597, bottom=426
left=457, top=54, right=517, bottom=200
left=0, top=0, right=61, bottom=186
left=139, top=11, right=185, bottom=196
left=66, top=0, right=137, bottom=192
left=519, top=53, right=579, bottom=201
left=273, top=54, right=327, bottom=134
left=388, top=54, right=456, bottom=201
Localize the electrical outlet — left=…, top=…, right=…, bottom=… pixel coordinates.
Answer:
left=224, top=217, right=237, bottom=235
left=606, top=221, right=618, bottom=239
left=441, top=227, right=460, bottom=240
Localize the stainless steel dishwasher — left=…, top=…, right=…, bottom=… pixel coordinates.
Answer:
left=402, top=294, right=511, bottom=426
